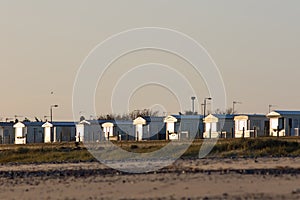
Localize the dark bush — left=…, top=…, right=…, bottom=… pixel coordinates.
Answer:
left=16, top=147, right=30, bottom=154
left=130, top=145, right=138, bottom=149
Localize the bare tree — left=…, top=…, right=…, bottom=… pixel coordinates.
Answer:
left=214, top=108, right=234, bottom=115
left=129, top=109, right=159, bottom=119
left=97, top=109, right=159, bottom=120
left=184, top=110, right=198, bottom=115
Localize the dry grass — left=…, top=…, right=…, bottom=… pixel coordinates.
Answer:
left=0, top=137, right=299, bottom=163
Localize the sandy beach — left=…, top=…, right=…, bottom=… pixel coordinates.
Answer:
left=0, top=157, right=300, bottom=200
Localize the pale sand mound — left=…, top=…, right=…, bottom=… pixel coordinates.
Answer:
left=0, top=157, right=300, bottom=200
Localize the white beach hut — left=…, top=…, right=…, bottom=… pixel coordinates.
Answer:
left=14, top=122, right=26, bottom=144
left=267, top=111, right=300, bottom=137
left=102, top=122, right=114, bottom=140
left=234, top=114, right=268, bottom=138
left=42, top=122, right=53, bottom=143
left=203, top=114, right=219, bottom=138
left=76, top=120, right=91, bottom=142
left=164, top=115, right=178, bottom=140
left=133, top=117, right=146, bottom=141
left=234, top=115, right=250, bottom=138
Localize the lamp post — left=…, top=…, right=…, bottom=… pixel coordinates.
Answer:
left=191, top=96, right=196, bottom=114
left=50, top=105, right=58, bottom=122
left=232, top=101, right=242, bottom=114
left=268, top=104, right=277, bottom=113
left=203, top=97, right=212, bottom=118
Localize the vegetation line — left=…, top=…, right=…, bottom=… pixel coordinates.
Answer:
left=0, top=137, right=299, bottom=164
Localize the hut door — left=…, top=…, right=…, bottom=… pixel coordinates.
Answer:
left=136, top=124, right=143, bottom=141
left=167, top=122, right=175, bottom=133
left=288, top=118, right=292, bottom=136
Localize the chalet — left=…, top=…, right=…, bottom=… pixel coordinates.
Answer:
left=267, top=110, right=300, bottom=137
left=203, top=114, right=219, bottom=138
left=75, top=120, right=91, bottom=142
left=164, top=115, right=203, bottom=140
left=13, top=122, right=26, bottom=144
left=132, top=116, right=165, bottom=141
left=203, top=114, right=234, bottom=138
left=234, top=114, right=268, bottom=138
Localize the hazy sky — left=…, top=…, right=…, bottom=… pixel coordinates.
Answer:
left=1, top=0, right=300, bottom=121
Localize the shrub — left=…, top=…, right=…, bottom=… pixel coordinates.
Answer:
left=16, top=147, right=30, bottom=154
left=130, top=145, right=138, bottom=149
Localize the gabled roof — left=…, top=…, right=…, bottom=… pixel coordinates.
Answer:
left=164, top=115, right=178, bottom=123
left=133, top=117, right=146, bottom=125
left=203, top=114, right=219, bottom=123
left=234, top=115, right=249, bottom=120
left=101, top=122, right=114, bottom=128
left=42, top=122, right=53, bottom=128
left=78, top=120, right=91, bottom=125
left=267, top=111, right=281, bottom=118
left=13, top=122, right=25, bottom=128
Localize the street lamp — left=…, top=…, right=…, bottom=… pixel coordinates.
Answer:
left=191, top=96, right=196, bottom=114
left=232, top=101, right=242, bottom=114
left=268, top=104, right=277, bottom=113
left=50, top=105, right=58, bottom=122
left=203, top=97, right=212, bottom=117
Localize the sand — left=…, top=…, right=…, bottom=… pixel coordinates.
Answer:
left=0, top=157, right=300, bottom=200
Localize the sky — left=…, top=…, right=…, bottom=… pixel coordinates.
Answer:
left=1, top=0, right=300, bottom=121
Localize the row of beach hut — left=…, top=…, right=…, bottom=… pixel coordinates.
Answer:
left=0, top=110, right=299, bottom=144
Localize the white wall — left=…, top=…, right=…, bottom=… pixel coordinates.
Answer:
left=76, top=124, right=84, bottom=142
left=204, top=122, right=218, bottom=138
left=14, top=127, right=26, bottom=144
left=235, top=119, right=248, bottom=131
left=136, top=124, right=143, bottom=141
left=103, top=126, right=113, bottom=138
left=166, top=122, right=175, bottom=133
left=44, top=126, right=51, bottom=143
left=270, top=118, right=278, bottom=129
